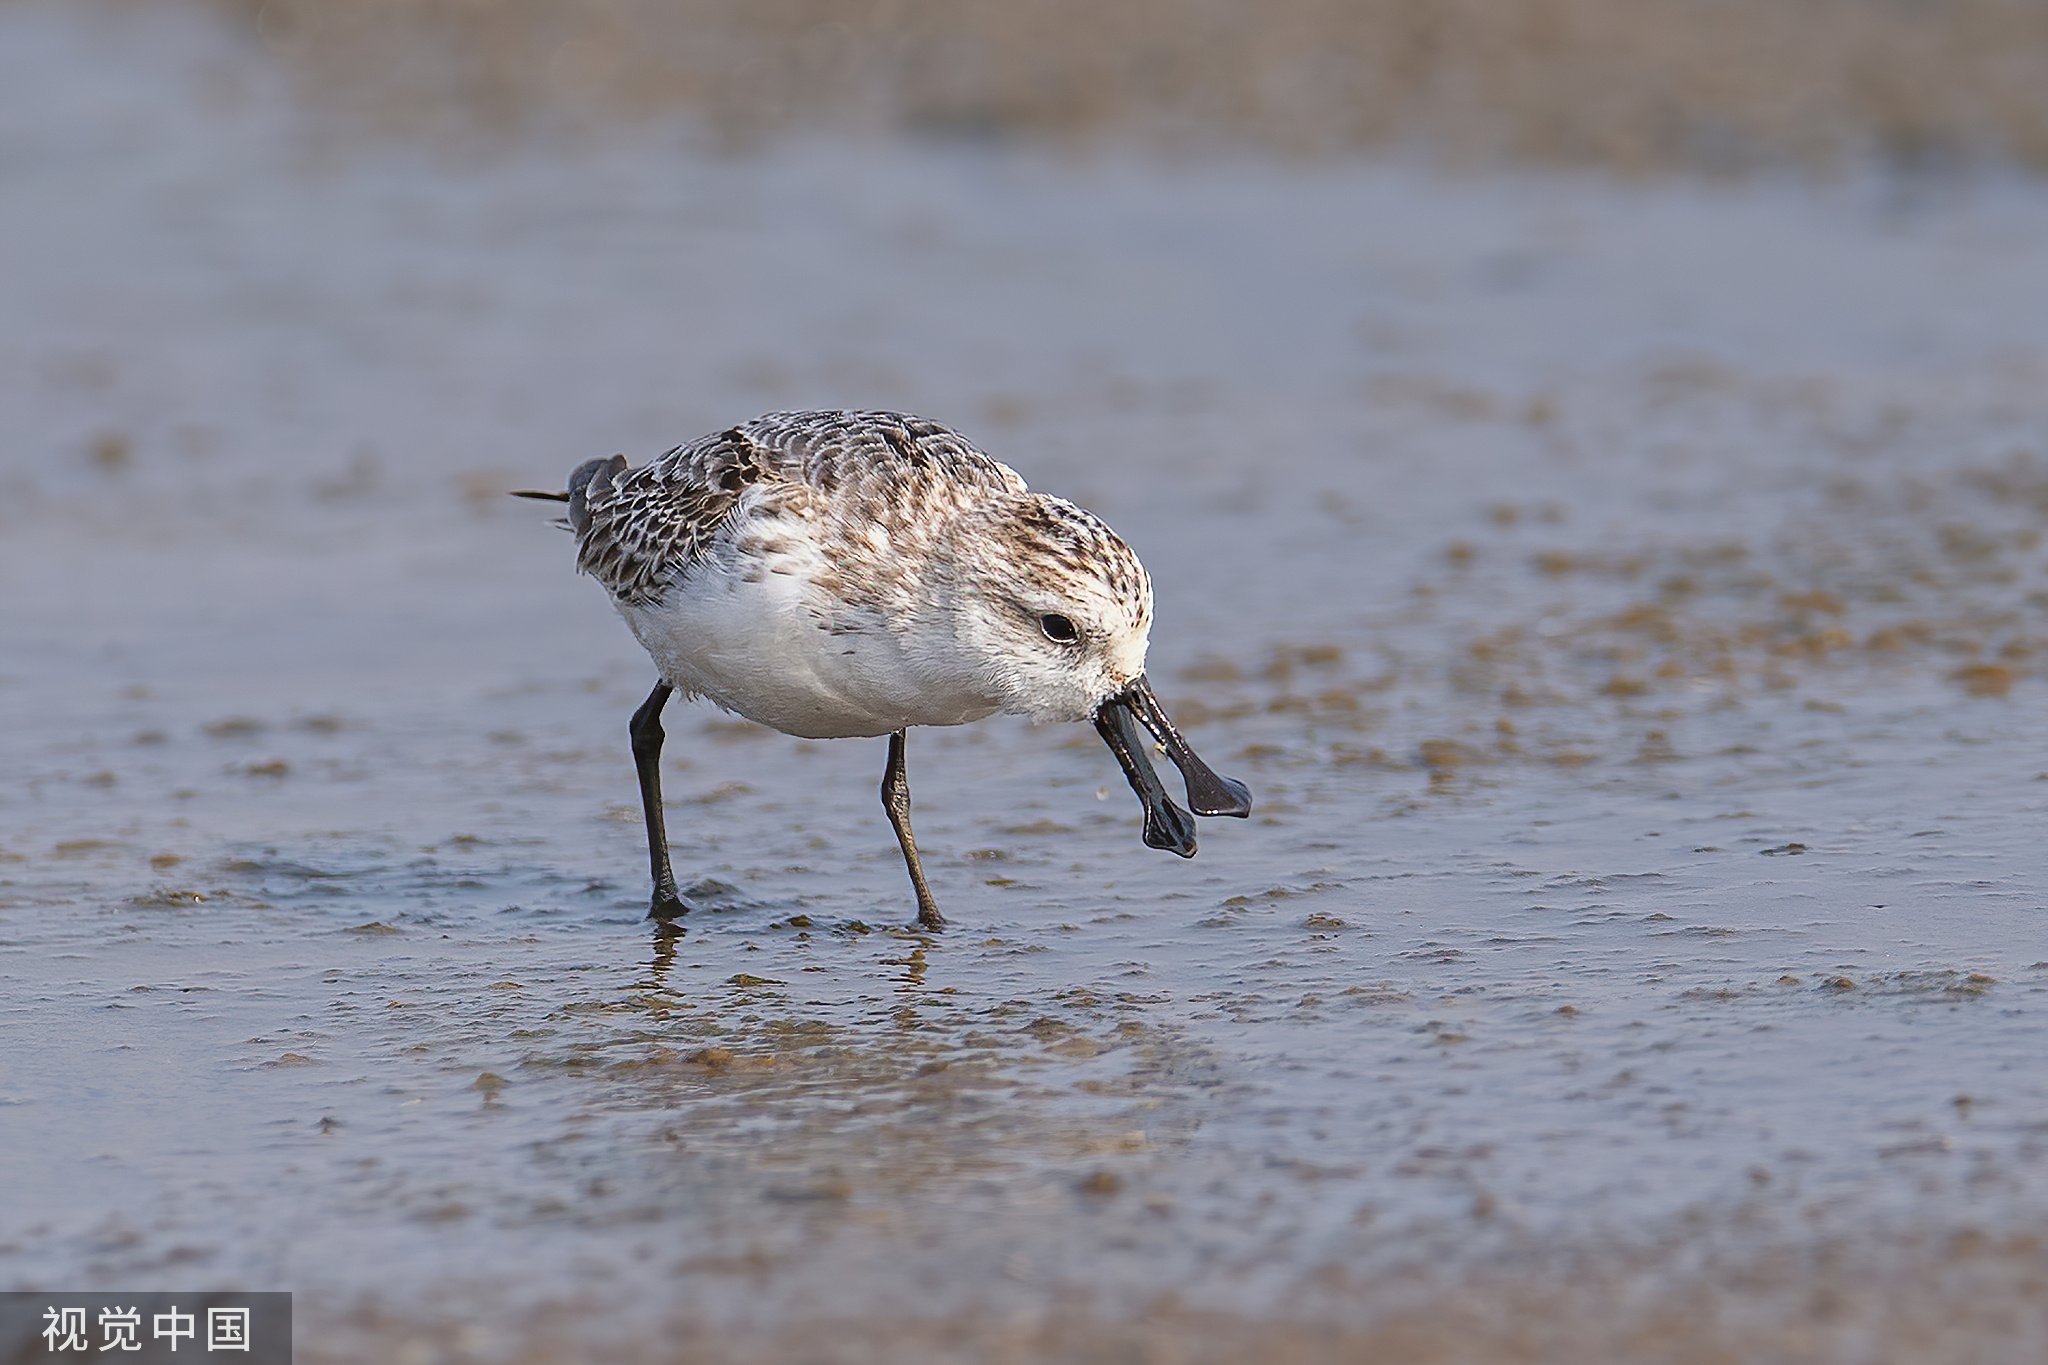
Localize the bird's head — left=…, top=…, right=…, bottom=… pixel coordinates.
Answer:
left=932, top=491, right=1252, bottom=856
left=936, top=492, right=1153, bottom=724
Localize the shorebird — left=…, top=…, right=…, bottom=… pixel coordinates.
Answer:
left=517, top=410, right=1250, bottom=930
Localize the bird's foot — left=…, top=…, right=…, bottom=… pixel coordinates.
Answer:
left=647, top=891, right=693, bottom=921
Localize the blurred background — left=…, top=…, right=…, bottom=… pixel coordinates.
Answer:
left=7, top=2, right=2048, bottom=1362
left=222, top=0, right=2048, bottom=172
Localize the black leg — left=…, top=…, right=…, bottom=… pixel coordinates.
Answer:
left=629, top=680, right=691, bottom=920
left=881, top=729, right=945, bottom=931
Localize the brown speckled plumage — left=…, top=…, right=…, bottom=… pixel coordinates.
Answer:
left=527, top=408, right=1249, bottom=929
left=559, top=409, right=1154, bottom=735
left=569, top=411, right=1031, bottom=609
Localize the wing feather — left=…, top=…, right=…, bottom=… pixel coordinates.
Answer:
left=566, top=411, right=1028, bottom=605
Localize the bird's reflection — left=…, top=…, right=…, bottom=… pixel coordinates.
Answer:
left=642, top=920, right=687, bottom=991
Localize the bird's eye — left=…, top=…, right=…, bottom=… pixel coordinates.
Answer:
left=1040, top=613, right=1080, bottom=644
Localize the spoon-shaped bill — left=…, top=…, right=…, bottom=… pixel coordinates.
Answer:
left=1118, top=675, right=1254, bottom=818
left=1094, top=696, right=1198, bottom=858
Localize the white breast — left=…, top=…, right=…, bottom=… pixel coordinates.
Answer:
left=616, top=511, right=1003, bottom=740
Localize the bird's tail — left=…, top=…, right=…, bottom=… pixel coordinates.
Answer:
left=512, top=455, right=625, bottom=536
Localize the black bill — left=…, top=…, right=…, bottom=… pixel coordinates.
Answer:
left=1094, top=695, right=1199, bottom=858
left=1117, top=674, right=1254, bottom=818
left=1094, top=675, right=1254, bottom=858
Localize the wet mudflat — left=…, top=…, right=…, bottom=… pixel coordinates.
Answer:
left=4, top=4, right=2048, bottom=1361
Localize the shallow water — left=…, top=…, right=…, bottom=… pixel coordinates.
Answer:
left=5, top=3, right=2048, bottom=1360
